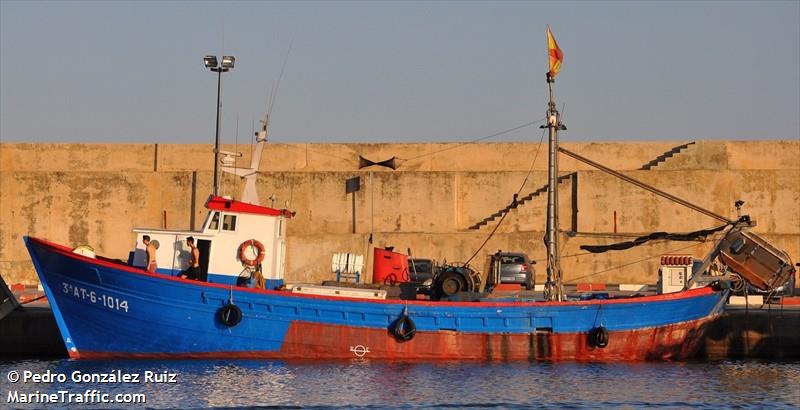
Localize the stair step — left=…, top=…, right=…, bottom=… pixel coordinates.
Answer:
left=468, top=172, right=578, bottom=230
left=639, top=141, right=695, bottom=170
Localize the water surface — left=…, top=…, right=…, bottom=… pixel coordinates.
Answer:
left=1, top=359, right=798, bottom=408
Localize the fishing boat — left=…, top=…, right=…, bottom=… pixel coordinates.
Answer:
left=24, top=30, right=795, bottom=361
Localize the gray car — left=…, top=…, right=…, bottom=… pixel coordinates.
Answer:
left=490, top=252, right=535, bottom=290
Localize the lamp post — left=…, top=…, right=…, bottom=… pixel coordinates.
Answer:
left=203, top=55, right=235, bottom=197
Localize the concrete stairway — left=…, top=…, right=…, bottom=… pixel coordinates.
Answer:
left=468, top=141, right=696, bottom=230
left=638, top=141, right=696, bottom=170
left=468, top=173, right=574, bottom=230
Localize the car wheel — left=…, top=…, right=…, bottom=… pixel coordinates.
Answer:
left=525, top=280, right=533, bottom=291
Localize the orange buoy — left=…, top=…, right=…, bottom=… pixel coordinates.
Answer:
left=239, top=240, right=266, bottom=266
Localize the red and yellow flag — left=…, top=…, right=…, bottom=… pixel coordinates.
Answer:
left=547, top=25, right=563, bottom=77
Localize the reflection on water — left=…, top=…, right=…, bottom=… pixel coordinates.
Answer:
left=1, top=359, right=798, bottom=408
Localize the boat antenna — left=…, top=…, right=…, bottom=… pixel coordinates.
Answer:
left=269, top=39, right=293, bottom=117
left=541, top=26, right=567, bottom=301
left=234, top=113, right=239, bottom=199
left=220, top=41, right=293, bottom=205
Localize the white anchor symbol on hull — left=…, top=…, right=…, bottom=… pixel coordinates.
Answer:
left=349, top=345, right=370, bottom=357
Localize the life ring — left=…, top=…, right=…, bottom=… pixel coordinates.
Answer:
left=591, top=326, right=609, bottom=348
left=239, top=239, right=266, bottom=267
left=218, top=304, right=243, bottom=327
left=391, top=312, right=416, bottom=342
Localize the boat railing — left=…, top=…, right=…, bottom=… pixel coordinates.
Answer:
left=132, top=227, right=206, bottom=236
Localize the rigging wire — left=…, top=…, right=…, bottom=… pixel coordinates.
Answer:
left=464, top=209, right=511, bottom=267
left=19, top=295, right=47, bottom=305
left=570, top=231, right=656, bottom=239
left=268, top=39, right=294, bottom=117
left=271, top=118, right=549, bottom=165
left=463, top=127, right=548, bottom=266
left=558, top=236, right=721, bottom=284
left=234, top=113, right=239, bottom=199
left=514, top=128, right=547, bottom=195
left=397, top=118, right=547, bottom=164
left=553, top=230, right=715, bottom=262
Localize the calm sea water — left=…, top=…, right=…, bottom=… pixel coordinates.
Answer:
left=1, top=359, right=798, bottom=409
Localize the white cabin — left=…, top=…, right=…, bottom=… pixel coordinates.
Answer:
left=130, top=195, right=292, bottom=288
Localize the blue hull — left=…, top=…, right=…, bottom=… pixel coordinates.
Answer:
left=25, top=236, right=727, bottom=361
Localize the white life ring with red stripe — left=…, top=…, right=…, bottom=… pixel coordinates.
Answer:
left=239, top=239, right=266, bottom=266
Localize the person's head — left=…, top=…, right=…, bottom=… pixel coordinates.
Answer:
left=142, top=235, right=151, bottom=245
left=186, top=236, right=194, bottom=246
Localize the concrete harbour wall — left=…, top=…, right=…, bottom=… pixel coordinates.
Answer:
left=1, top=140, right=798, bottom=286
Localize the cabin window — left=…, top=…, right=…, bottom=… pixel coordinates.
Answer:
left=208, top=212, right=220, bottom=230
left=222, top=214, right=237, bottom=231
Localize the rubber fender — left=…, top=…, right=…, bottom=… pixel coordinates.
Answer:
left=219, top=304, right=243, bottom=327
left=391, top=314, right=416, bottom=342
left=591, top=326, right=609, bottom=348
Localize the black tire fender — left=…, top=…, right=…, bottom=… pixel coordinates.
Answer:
left=591, top=326, right=609, bottom=348
left=391, top=313, right=416, bottom=342
left=219, top=304, right=243, bottom=328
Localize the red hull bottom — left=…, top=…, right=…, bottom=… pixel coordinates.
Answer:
left=72, top=314, right=720, bottom=361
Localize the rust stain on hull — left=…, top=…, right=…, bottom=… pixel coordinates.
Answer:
left=71, top=315, right=717, bottom=361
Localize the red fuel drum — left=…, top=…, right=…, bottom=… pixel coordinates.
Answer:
left=372, top=248, right=409, bottom=285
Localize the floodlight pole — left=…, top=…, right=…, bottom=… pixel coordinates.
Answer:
left=212, top=68, right=224, bottom=197
left=206, top=60, right=231, bottom=198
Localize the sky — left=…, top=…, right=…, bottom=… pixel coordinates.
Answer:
left=1, top=1, right=798, bottom=144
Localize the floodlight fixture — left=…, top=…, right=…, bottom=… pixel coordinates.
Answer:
left=221, top=56, right=235, bottom=69
left=203, top=55, right=218, bottom=68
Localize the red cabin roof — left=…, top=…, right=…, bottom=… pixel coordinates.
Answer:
left=205, top=196, right=294, bottom=218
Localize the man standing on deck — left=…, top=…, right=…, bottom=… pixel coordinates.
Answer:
left=180, top=237, right=201, bottom=280
left=143, top=235, right=157, bottom=272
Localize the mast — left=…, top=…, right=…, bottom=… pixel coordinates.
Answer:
left=543, top=72, right=566, bottom=301
left=221, top=111, right=269, bottom=205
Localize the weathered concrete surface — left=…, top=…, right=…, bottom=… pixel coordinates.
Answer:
left=1, top=141, right=798, bottom=286
left=4, top=141, right=798, bottom=173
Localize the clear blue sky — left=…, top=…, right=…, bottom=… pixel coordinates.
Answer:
left=1, top=1, right=798, bottom=143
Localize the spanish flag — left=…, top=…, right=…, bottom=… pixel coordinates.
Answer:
left=547, top=25, right=563, bottom=77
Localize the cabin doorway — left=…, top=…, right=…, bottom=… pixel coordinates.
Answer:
left=197, top=239, right=211, bottom=282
